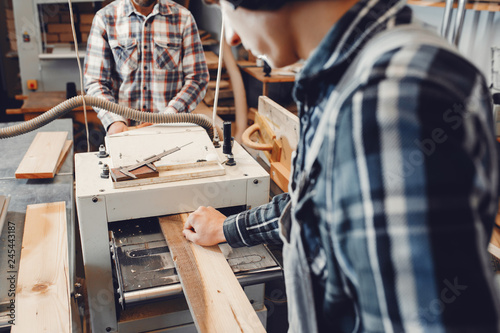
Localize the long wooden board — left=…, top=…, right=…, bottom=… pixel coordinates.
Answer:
left=54, top=140, right=73, bottom=175
left=0, top=195, right=10, bottom=235
left=159, top=214, right=266, bottom=333
left=12, top=202, right=71, bottom=333
left=15, top=132, right=68, bottom=179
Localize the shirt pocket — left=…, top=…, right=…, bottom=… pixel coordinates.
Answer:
left=110, top=38, right=138, bottom=74
left=154, top=38, right=182, bottom=70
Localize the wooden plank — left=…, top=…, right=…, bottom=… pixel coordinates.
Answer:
left=15, top=132, right=68, bottom=179
left=112, top=160, right=226, bottom=189
left=0, top=195, right=10, bottom=235
left=204, top=88, right=234, bottom=106
left=270, top=162, right=290, bottom=192
left=207, top=80, right=230, bottom=90
left=159, top=214, right=266, bottom=333
left=110, top=164, right=159, bottom=182
left=204, top=51, right=220, bottom=70
left=12, top=202, right=71, bottom=333
left=55, top=140, right=73, bottom=175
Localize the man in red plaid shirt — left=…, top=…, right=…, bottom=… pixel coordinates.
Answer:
left=84, top=0, right=209, bottom=134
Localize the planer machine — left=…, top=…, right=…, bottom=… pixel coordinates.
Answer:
left=75, top=124, right=282, bottom=332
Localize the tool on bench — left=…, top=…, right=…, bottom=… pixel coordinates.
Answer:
left=110, top=142, right=193, bottom=182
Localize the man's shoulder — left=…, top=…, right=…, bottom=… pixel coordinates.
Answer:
left=359, top=38, right=485, bottom=99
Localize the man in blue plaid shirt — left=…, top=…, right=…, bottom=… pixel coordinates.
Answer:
left=84, top=0, right=209, bottom=134
left=184, top=0, right=500, bottom=331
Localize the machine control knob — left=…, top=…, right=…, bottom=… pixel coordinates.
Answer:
left=101, top=164, right=110, bottom=179
left=98, top=144, right=109, bottom=158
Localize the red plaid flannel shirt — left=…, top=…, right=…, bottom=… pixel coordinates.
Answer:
left=84, top=0, right=209, bottom=130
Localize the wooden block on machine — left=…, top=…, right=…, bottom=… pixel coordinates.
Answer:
left=110, top=164, right=159, bottom=182
left=112, top=160, right=225, bottom=189
left=11, top=202, right=70, bottom=333
left=15, top=132, right=68, bottom=179
left=159, top=214, right=266, bottom=333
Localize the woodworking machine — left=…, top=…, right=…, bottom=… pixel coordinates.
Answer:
left=75, top=124, right=281, bottom=332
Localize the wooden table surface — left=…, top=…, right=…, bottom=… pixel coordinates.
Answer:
left=239, top=65, right=296, bottom=84
left=21, top=91, right=92, bottom=112
left=238, top=62, right=296, bottom=96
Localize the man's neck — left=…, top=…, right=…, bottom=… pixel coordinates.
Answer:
left=132, top=0, right=157, bottom=16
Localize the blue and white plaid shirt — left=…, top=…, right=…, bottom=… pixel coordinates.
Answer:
left=223, top=0, right=500, bottom=331
left=84, top=0, right=209, bottom=130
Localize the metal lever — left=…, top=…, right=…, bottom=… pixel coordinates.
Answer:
left=440, top=0, right=455, bottom=41
left=223, top=121, right=236, bottom=166
left=453, top=0, right=468, bottom=46
left=440, top=0, right=468, bottom=46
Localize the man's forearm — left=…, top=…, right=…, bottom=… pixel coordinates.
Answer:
left=223, top=193, right=289, bottom=247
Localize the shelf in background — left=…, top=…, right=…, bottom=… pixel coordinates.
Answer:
left=39, top=44, right=87, bottom=60
left=408, top=0, right=500, bottom=11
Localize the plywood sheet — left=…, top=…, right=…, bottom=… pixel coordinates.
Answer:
left=159, top=214, right=266, bottom=333
left=12, top=202, right=70, bottom=333
left=15, top=132, right=68, bottom=179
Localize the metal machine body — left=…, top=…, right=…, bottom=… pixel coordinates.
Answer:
left=75, top=125, right=278, bottom=332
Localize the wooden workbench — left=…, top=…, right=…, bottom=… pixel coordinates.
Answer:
left=7, top=91, right=100, bottom=126
left=238, top=61, right=296, bottom=96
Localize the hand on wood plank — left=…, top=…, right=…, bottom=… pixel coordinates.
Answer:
left=182, top=206, right=227, bottom=246
left=159, top=214, right=266, bottom=333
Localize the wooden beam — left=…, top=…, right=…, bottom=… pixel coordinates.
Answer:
left=159, top=214, right=266, bottom=333
left=12, top=202, right=71, bottom=333
left=15, top=132, right=68, bottom=179
left=55, top=140, right=73, bottom=175
left=0, top=195, right=10, bottom=236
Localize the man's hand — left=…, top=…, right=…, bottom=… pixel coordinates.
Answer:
left=183, top=206, right=226, bottom=246
left=108, top=121, right=128, bottom=135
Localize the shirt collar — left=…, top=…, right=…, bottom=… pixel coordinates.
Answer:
left=122, top=0, right=172, bottom=17
left=294, top=0, right=408, bottom=105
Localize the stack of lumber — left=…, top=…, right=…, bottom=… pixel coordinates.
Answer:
left=15, top=131, right=72, bottom=179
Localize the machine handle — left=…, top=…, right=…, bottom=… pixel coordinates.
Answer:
left=241, top=124, right=273, bottom=151
left=453, top=0, right=468, bottom=46
left=441, top=0, right=455, bottom=41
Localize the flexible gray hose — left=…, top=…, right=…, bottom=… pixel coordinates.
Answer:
left=0, top=95, right=214, bottom=139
